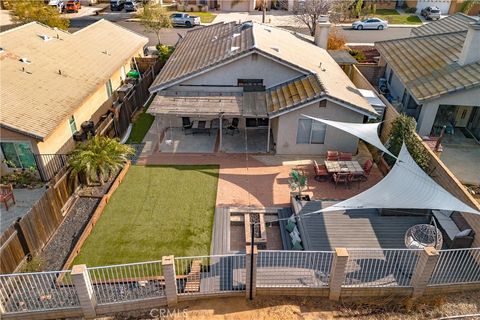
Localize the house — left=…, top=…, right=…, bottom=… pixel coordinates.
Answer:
left=148, top=21, right=378, bottom=155
left=375, top=14, right=480, bottom=138
left=0, top=20, right=148, bottom=174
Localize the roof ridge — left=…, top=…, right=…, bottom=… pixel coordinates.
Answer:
left=0, top=21, right=71, bottom=36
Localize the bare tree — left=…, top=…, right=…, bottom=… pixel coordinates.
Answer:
left=330, top=0, right=355, bottom=22
left=293, top=0, right=333, bottom=36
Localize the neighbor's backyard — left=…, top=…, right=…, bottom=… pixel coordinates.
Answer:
left=72, top=165, right=219, bottom=267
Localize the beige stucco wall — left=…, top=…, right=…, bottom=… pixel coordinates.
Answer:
left=169, top=53, right=303, bottom=92
left=219, top=0, right=255, bottom=11
left=273, top=100, right=363, bottom=155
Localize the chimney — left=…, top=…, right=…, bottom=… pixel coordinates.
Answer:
left=458, top=21, right=480, bottom=66
left=314, top=15, right=331, bottom=50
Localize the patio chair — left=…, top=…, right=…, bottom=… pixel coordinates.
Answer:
left=226, top=118, right=240, bottom=135
left=348, top=172, right=366, bottom=189
left=333, top=173, right=349, bottom=189
left=339, top=152, right=352, bottom=161
left=182, top=117, right=193, bottom=134
left=313, top=160, right=329, bottom=182
left=0, top=184, right=15, bottom=211
left=363, top=159, right=374, bottom=176
left=326, top=150, right=339, bottom=161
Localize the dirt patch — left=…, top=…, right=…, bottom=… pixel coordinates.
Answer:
left=105, top=291, right=480, bottom=320
left=77, top=169, right=121, bottom=198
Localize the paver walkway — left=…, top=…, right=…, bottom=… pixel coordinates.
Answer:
left=139, top=152, right=383, bottom=207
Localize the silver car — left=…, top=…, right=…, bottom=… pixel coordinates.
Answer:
left=352, top=18, right=388, bottom=30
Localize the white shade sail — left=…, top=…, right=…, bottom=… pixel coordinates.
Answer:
left=317, top=143, right=480, bottom=215
left=300, top=115, right=396, bottom=158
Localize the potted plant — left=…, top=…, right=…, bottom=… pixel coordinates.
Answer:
left=289, top=169, right=310, bottom=201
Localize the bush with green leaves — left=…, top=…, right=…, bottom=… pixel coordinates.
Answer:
left=349, top=49, right=366, bottom=62
left=289, top=169, right=308, bottom=198
left=387, top=114, right=430, bottom=171
left=156, top=44, right=174, bottom=63
left=1, top=166, right=42, bottom=189
left=69, top=136, right=134, bottom=186
left=405, top=7, right=417, bottom=13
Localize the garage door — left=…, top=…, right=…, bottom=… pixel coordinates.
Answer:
left=415, top=0, right=451, bottom=14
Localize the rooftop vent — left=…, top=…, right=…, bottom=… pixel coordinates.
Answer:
left=231, top=46, right=240, bottom=52
left=40, top=34, right=51, bottom=41
left=212, top=36, right=218, bottom=42
left=102, top=50, right=111, bottom=55
left=232, top=33, right=241, bottom=38
left=0, top=47, right=4, bottom=53
left=264, top=28, right=272, bottom=32
left=19, top=57, right=31, bottom=64
left=271, top=46, right=280, bottom=53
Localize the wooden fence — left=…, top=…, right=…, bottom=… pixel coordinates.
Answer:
left=0, top=170, right=78, bottom=273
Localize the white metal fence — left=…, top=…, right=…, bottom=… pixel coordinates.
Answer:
left=429, top=248, right=480, bottom=286
left=174, top=254, right=246, bottom=295
left=0, top=270, right=79, bottom=313
left=87, top=260, right=165, bottom=305
left=256, top=250, right=334, bottom=288
left=343, top=249, right=422, bottom=287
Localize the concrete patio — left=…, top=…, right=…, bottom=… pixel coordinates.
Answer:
left=0, top=187, right=46, bottom=234
left=440, top=131, right=480, bottom=185
left=159, top=128, right=218, bottom=153
left=222, top=128, right=269, bottom=153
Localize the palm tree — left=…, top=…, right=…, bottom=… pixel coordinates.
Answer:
left=69, top=136, right=134, bottom=185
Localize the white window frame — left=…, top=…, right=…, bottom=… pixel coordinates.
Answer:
left=296, top=118, right=327, bottom=145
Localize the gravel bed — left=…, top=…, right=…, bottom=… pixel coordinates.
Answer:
left=40, top=197, right=100, bottom=271
left=92, top=281, right=165, bottom=305
left=127, top=143, right=145, bottom=164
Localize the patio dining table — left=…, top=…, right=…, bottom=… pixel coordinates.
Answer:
left=192, top=120, right=212, bottom=135
left=324, top=160, right=364, bottom=174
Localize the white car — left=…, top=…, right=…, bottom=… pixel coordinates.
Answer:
left=48, top=0, right=65, bottom=13
left=352, top=18, right=388, bottom=30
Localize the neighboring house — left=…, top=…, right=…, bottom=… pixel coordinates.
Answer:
left=148, top=21, right=378, bottom=155
left=0, top=20, right=148, bottom=174
left=375, top=13, right=480, bottom=138
left=404, top=0, right=452, bottom=13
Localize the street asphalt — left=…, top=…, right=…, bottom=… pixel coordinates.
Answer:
left=69, top=11, right=413, bottom=46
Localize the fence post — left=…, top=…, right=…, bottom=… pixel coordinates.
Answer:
left=329, top=248, right=349, bottom=301
left=162, top=255, right=178, bottom=306
left=245, top=245, right=258, bottom=300
left=411, top=247, right=439, bottom=298
left=71, top=264, right=97, bottom=319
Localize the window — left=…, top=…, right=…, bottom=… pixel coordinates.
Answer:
left=0, top=142, right=36, bottom=169
left=69, top=115, right=77, bottom=134
left=296, top=119, right=327, bottom=144
left=238, top=79, right=263, bottom=87
left=246, top=118, right=269, bottom=127
left=105, top=79, right=113, bottom=98
left=387, top=69, right=393, bottom=85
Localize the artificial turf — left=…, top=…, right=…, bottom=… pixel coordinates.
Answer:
left=72, top=165, right=219, bottom=267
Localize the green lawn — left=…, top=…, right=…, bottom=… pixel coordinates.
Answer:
left=370, top=9, right=422, bottom=24
left=72, top=165, right=219, bottom=267
left=126, top=111, right=154, bottom=144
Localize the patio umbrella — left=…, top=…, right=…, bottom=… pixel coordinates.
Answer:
left=300, top=115, right=396, bottom=158
left=314, top=143, right=480, bottom=215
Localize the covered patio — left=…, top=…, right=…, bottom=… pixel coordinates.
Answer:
left=148, top=92, right=271, bottom=154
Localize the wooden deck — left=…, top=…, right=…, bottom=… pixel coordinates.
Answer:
left=211, top=207, right=231, bottom=255
left=296, top=201, right=431, bottom=251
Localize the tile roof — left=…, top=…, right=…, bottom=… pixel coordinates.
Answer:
left=376, top=31, right=480, bottom=102
left=0, top=20, right=148, bottom=140
left=412, top=13, right=479, bottom=36
left=150, top=22, right=376, bottom=117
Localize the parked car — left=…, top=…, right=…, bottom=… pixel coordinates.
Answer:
left=48, top=0, right=65, bottom=13
left=65, top=0, right=81, bottom=13
left=421, top=6, right=441, bottom=20
left=170, top=13, right=201, bottom=28
left=110, top=0, right=125, bottom=11
left=352, top=18, right=388, bottom=30
left=124, top=0, right=139, bottom=12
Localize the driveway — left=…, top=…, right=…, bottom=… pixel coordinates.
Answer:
left=0, top=187, right=47, bottom=234
left=440, top=132, right=480, bottom=185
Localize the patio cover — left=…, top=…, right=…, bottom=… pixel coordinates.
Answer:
left=301, top=115, right=395, bottom=158
left=148, top=93, right=244, bottom=116
left=316, top=143, right=480, bottom=215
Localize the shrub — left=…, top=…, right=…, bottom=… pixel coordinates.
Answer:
left=328, top=29, right=347, bottom=50
left=156, top=44, right=175, bottom=63
left=405, top=7, right=416, bottom=13
left=348, top=49, right=366, bottom=62
left=1, top=166, right=42, bottom=188
left=386, top=113, right=430, bottom=171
